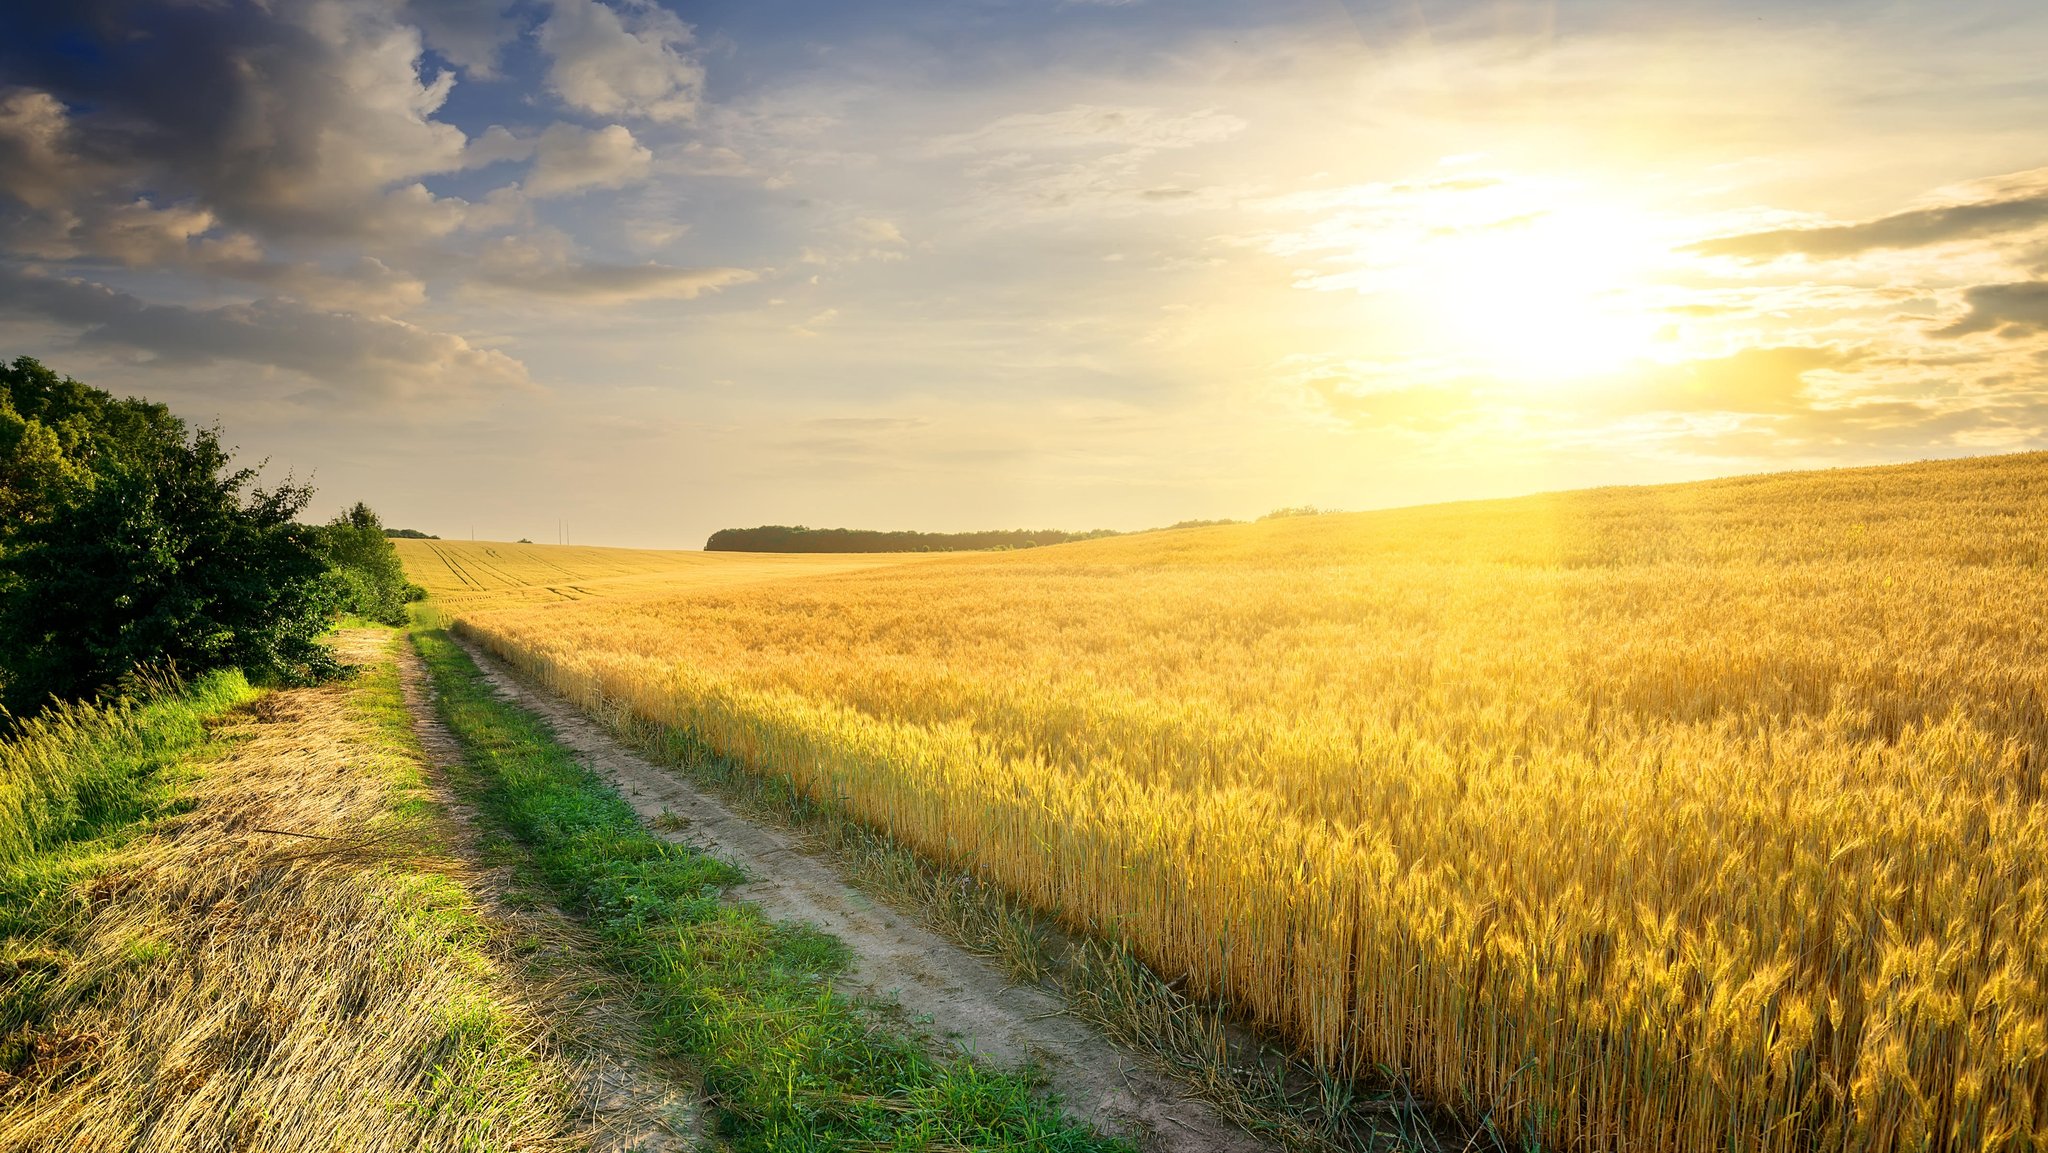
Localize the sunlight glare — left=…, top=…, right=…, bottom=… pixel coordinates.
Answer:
left=1341, top=179, right=1674, bottom=388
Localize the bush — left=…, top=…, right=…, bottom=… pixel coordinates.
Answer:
left=0, top=357, right=339, bottom=717
left=313, top=503, right=423, bottom=626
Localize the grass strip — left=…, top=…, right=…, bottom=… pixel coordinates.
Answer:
left=411, top=625, right=1133, bottom=1153
left=1, top=637, right=588, bottom=1151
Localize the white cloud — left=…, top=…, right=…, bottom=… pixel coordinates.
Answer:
left=534, top=124, right=655, bottom=197
left=474, top=234, right=755, bottom=302
left=0, top=88, right=91, bottom=211
left=538, top=0, right=705, bottom=123
left=468, top=122, right=655, bottom=196
left=917, top=104, right=1247, bottom=220
left=0, top=5, right=477, bottom=249
left=481, top=262, right=756, bottom=302
left=238, top=257, right=431, bottom=316
left=851, top=217, right=906, bottom=244
left=402, top=0, right=521, bottom=77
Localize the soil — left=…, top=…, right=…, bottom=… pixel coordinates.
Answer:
left=439, top=634, right=1274, bottom=1153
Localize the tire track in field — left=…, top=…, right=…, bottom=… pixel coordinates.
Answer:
left=447, top=634, right=1273, bottom=1153
left=427, top=543, right=489, bottom=590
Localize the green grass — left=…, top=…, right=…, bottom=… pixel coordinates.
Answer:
left=0, top=669, right=257, bottom=1072
left=411, top=625, right=1135, bottom=1153
left=0, top=670, right=255, bottom=929
left=339, top=630, right=583, bottom=1129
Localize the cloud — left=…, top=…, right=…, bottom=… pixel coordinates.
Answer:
left=469, top=122, right=653, bottom=196
left=1932, top=282, right=2048, bottom=338
left=1692, top=173, right=2048, bottom=261
left=481, top=263, right=756, bottom=302
left=0, top=266, right=528, bottom=396
left=0, top=88, right=92, bottom=211
left=0, top=1, right=478, bottom=246
left=474, top=235, right=754, bottom=301
left=402, top=0, right=521, bottom=77
left=0, top=193, right=259, bottom=268
left=919, top=104, right=1246, bottom=220
left=850, top=218, right=906, bottom=245
left=1631, top=346, right=1854, bottom=414
left=227, top=257, right=431, bottom=316
left=528, top=124, right=654, bottom=197
left=1279, top=356, right=1479, bottom=430
left=538, top=0, right=704, bottom=123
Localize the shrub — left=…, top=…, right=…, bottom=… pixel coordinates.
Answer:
left=313, top=503, right=424, bottom=626
left=0, top=357, right=338, bottom=717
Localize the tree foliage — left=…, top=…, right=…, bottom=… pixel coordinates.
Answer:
left=313, top=502, right=425, bottom=625
left=0, top=357, right=338, bottom=717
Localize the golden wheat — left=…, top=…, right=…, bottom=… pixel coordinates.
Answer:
left=398, top=538, right=923, bottom=612
left=409, top=453, right=2048, bottom=1153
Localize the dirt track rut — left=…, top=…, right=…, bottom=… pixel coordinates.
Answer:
left=446, top=634, right=1271, bottom=1153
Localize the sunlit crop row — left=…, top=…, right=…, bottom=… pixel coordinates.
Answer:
left=409, top=453, right=2048, bottom=1153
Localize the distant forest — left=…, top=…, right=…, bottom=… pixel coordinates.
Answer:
left=706, top=526, right=1122, bottom=553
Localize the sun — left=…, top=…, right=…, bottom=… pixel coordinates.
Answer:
left=1417, top=207, right=1669, bottom=384
left=1341, top=178, right=1676, bottom=388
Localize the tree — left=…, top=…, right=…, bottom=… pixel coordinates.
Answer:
left=0, top=358, right=338, bottom=716
left=312, top=502, right=424, bottom=626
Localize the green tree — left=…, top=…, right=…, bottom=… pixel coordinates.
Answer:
left=312, top=502, right=423, bottom=626
left=0, top=358, right=338, bottom=717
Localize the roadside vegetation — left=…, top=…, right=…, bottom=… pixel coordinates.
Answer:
left=417, top=451, right=2048, bottom=1153
left=0, top=359, right=589, bottom=1149
left=411, top=623, right=1135, bottom=1153
left=0, top=356, right=423, bottom=720
left=0, top=632, right=587, bottom=1151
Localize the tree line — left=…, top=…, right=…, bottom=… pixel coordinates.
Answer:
left=0, top=357, right=421, bottom=721
left=704, top=525, right=1124, bottom=553
left=702, top=519, right=1259, bottom=554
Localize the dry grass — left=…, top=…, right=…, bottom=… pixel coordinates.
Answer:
left=0, top=632, right=586, bottom=1152
left=414, top=452, right=2048, bottom=1153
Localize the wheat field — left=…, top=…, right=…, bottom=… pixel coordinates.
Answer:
left=402, top=453, right=2048, bottom=1153
left=401, top=538, right=921, bottom=612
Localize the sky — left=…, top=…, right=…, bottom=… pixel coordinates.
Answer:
left=2, top=0, right=2046, bottom=547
